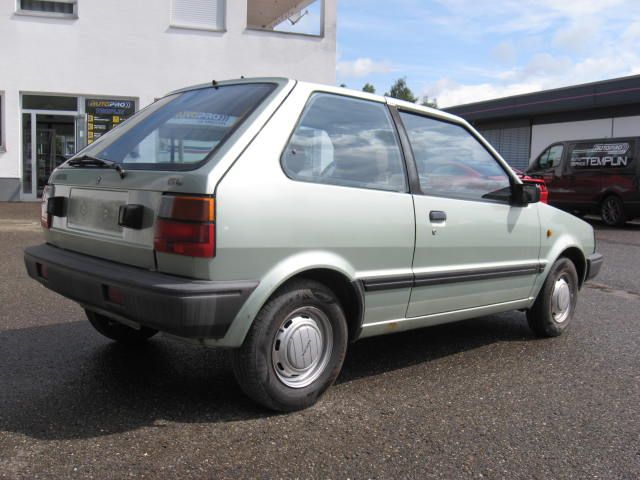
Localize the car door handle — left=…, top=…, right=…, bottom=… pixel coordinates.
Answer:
left=429, top=210, right=447, bottom=222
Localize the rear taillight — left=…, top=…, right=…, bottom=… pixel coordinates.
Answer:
left=41, top=185, right=52, bottom=229
left=154, top=196, right=215, bottom=258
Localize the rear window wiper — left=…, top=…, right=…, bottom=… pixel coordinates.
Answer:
left=66, top=155, right=126, bottom=179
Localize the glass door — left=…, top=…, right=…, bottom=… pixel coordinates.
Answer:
left=22, top=111, right=78, bottom=199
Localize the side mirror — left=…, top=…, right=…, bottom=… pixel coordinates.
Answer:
left=511, top=183, right=540, bottom=206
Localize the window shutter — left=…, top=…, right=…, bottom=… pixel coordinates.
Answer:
left=171, top=0, right=223, bottom=30
left=19, top=0, right=76, bottom=16
left=479, top=126, right=531, bottom=171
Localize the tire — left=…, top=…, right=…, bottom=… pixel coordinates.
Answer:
left=601, top=195, right=627, bottom=226
left=231, top=279, right=348, bottom=412
left=527, top=258, right=579, bottom=337
left=86, top=310, right=158, bottom=344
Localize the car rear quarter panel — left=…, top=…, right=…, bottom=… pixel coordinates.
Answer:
left=206, top=84, right=416, bottom=347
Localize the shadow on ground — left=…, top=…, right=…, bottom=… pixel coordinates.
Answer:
left=583, top=215, right=640, bottom=231
left=0, top=312, right=536, bottom=441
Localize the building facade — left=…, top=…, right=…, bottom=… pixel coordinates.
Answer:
left=445, top=75, right=640, bottom=171
left=0, top=0, right=336, bottom=200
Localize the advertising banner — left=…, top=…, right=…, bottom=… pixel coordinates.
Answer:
left=85, top=99, right=136, bottom=144
left=570, top=142, right=634, bottom=169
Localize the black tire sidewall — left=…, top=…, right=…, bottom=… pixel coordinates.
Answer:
left=239, top=281, right=348, bottom=411
left=529, top=258, right=579, bottom=337
left=601, top=195, right=626, bottom=226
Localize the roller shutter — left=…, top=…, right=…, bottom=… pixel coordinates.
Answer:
left=171, top=0, right=224, bottom=30
left=478, top=125, right=531, bottom=171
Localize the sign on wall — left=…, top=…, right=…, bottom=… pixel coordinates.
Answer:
left=85, top=99, right=135, bottom=144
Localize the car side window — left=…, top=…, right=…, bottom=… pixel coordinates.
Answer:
left=547, top=145, right=564, bottom=168
left=535, top=144, right=563, bottom=170
left=399, top=111, right=510, bottom=201
left=535, top=149, right=551, bottom=169
left=282, top=93, right=407, bottom=192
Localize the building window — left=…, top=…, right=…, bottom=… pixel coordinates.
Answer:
left=16, top=0, right=78, bottom=18
left=171, top=0, right=225, bottom=31
left=247, top=0, right=323, bottom=37
left=23, top=94, right=78, bottom=111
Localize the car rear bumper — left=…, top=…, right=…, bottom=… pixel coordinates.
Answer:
left=586, top=252, right=603, bottom=281
left=24, top=243, right=258, bottom=339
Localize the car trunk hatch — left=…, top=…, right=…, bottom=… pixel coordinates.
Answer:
left=41, top=80, right=291, bottom=274
left=44, top=169, right=208, bottom=270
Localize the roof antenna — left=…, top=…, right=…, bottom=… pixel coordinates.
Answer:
left=212, top=79, right=219, bottom=89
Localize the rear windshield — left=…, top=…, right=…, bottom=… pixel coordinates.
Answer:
left=71, top=83, right=276, bottom=170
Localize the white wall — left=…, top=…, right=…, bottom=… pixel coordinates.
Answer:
left=531, top=116, right=640, bottom=163
left=530, top=118, right=613, bottom=163
left=612, top=115, right=640, bottom=137
left=0, top=0, right=336, bottom=185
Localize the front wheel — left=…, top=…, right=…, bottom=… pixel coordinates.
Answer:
left=527, top=258, right=579, bottom=337
left=86, top=310, right=158, bottom=344
left=601, top=195, right=627, bottom=226
left=231, top=279, right=348, bottom=412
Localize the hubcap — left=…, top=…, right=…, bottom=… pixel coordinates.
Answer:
left=272, top=306, right=333, bottom=388
left=551, top=277, right=571, bottom=323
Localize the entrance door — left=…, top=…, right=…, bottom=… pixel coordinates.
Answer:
left=22, top=111, right=77, bottom=199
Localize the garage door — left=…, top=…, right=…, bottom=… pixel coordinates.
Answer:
left=478, top=125, right=531, bottom=171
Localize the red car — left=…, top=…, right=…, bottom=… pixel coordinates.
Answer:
left=514, top=168, right=548, bottom=204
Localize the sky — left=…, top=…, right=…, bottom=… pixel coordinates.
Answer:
left=336, top=0, right=640, bottom=107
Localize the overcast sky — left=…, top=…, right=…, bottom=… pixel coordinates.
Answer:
left=336, top=0, right=640, bottom=107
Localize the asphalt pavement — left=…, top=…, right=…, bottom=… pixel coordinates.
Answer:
left=0, top=203, right=639, bottom=479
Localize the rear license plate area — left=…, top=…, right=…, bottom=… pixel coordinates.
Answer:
left=67, top=188, right=127, bottom=236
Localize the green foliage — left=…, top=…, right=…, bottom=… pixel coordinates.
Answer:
left=384, top=77, right=418, bottom=103
left=362, top=83, right=376, bottom=94
left=421, top=96, right=438, bottom=109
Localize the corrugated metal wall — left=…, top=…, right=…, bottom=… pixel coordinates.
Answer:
left=478, top=126, right=531, bottom=171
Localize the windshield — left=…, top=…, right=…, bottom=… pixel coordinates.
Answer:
left=71, top=83, right=276, bottom=170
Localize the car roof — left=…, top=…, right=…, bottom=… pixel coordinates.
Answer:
left=165, top=77, right=468, bottom=127
left=166, top=77, right=293, bottom=95
left=162, top=77, right=519, bottom=183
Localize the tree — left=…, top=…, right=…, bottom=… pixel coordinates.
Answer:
left=421, top=95, right=438, bottom=109
left=384, top=77, right=418, bottom=103
left=362, top=83, right=376, bottom=94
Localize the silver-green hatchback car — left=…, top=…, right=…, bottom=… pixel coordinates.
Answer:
left=25, top=78, right=603, bottom=411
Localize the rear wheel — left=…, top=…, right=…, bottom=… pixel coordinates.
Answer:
left=86, top=310, right=158, bottom=344
left=601, top=195, right=627, bottom=226
left=527, top=258, right=579, bottom=337
left=231, top=279, right=348, bottom=412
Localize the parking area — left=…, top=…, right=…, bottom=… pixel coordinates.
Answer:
left=0, top=202, right=639, bottom=479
